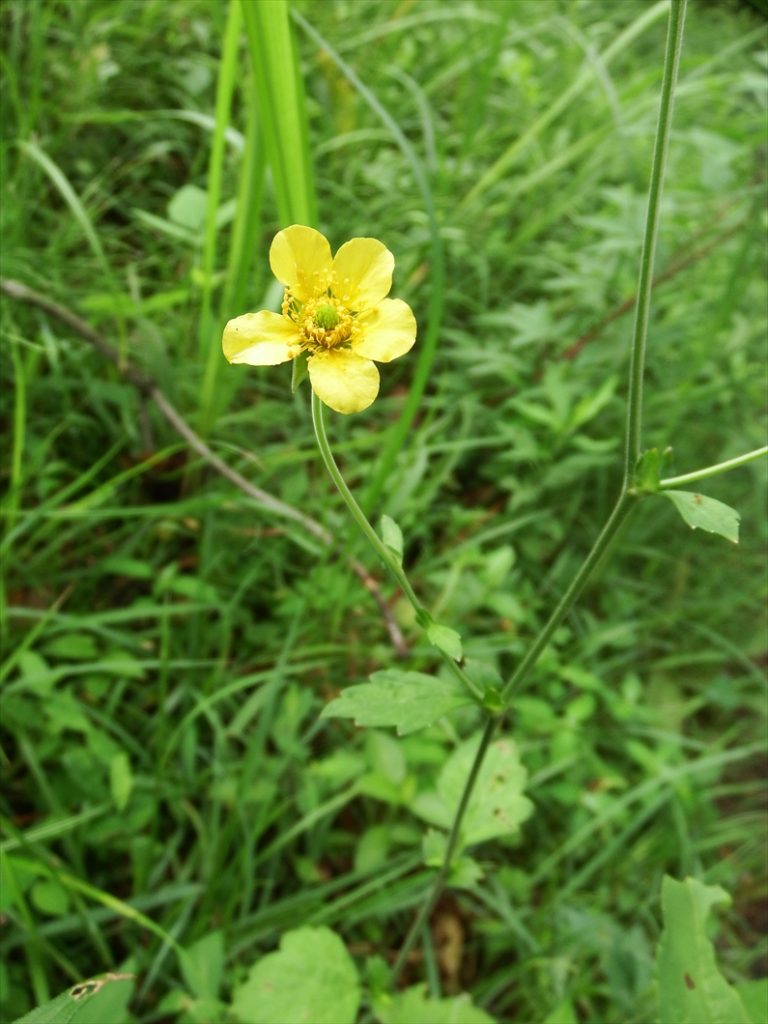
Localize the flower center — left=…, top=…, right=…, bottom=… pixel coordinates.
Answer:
left=314, top=304, right=340, bottom=330
left=283, top=289, right=359, bottom=352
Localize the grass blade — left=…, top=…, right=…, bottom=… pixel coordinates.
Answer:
left=241, top=0, right=316, bottom=226
left=198, top=0, right=244, bottom=433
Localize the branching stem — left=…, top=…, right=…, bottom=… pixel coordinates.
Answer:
left=312, top=1, right=689, bottom=998
left=391, top=0, right=688, bottom=990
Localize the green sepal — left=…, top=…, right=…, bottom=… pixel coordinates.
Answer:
left=291, top=351, right=309, bottom=393
left=320, top=670, right=474, bottom=736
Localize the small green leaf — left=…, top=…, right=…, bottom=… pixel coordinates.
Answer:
left=413, top=734, right=533, bottom=849
left=380, top=514, right=404, bottom=563
left=321, top=670, right=474, bottom=736
left=463, top=658, right=502, bottom=694
left=30, top=880, right=69, bottom=917
left=43, top=633, right=99, bottom=660
left=231, top=926, right=359, bottom=1024
left=181, top=930, right=224, bottom=1001
left=481, top=687, right=504, bottom=714
left=13, top=974, right=134, bottom=1024
left=158, top=574, right=220, bottom=603
left=657, top=876, right=751, bottom=1024
left=662, top=490, right=740, bottom=543
left=374, top=984, right=496, bottom=1024
left=422, top=830, right=483, bottom=889
left=354, top=825, right=391, bottom=873
left=167, top=184, right=208, bottom=232
left=109, top=752, right=133, bottom=811
left=291, top=351, right=308, bottom=393
left=635, top=447, right=661, bottom=492
left=366, top=730, right=406, bottom=784
left=426, top=621, right=463, bottom=661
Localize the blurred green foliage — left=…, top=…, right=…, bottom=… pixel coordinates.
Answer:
left=1, top=1, right=766, bottom=1021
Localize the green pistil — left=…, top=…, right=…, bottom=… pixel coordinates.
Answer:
left=314, top=304, right=340, bottom=330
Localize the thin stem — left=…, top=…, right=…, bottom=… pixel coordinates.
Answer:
left=311, top=392, right=482, bottom=699
left=501, top=492, right=635, bottom=702
left=389, top=716, right=497, bottom=989
left=624, top=0, right=687, bottom=484
left=660, top=446, right=768, bottom=489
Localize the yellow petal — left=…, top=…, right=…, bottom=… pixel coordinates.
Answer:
left=308, top=350, right=380, bottom=414
left=269, top=225, right=332, bottom=302
left=222, top=311, right=300, bottom=365
left=331, top=237, right=394, bottom=311
left=353, top=298, right=417, bottom=363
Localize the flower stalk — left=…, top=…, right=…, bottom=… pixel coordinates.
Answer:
left=311, top=392, right=483, bottom=701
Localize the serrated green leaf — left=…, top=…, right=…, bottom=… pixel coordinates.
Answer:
left=426, top=621, right=463, bottom=661
left=13, top=974, right=134, bottom=1024
left=374, top=983, right=496, bottom=1024
left=413, top=734, right=533, bottom=849
left=657, top=876, right=751, bottom=1024
left=231, top=926, right=359, bottom=1024
left=662, top=491, right=740, bottom=543
left=380, top=514, right=404, bottom=563
left=321, top=670, right=474, bottom=736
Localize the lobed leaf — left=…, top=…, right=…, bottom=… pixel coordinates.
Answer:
left=657, top=876, right=751, bottom=1024
left=321, top=670, right=474, bottom=736
left=413, top=734, right=533, bottom=849
left=375, top=983, right=497, bottom=1024
left=231, top=926, right=359, bottom=1024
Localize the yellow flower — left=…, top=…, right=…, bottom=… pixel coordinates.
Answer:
left=222, top=225, right=417, bottom=414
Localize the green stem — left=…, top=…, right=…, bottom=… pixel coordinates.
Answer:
left=389, top=716, right=497, bottom=989
left=311, top=392, right=482, bottom=700
left=660, top=446, right=768, bottom=489
left=624, top=0, right=687, bottom=485
left=501, top=492, right=636, bottom=702
left=388, top=1, right=688, bottom=991
left=318, top=5, right=688, bottom=995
